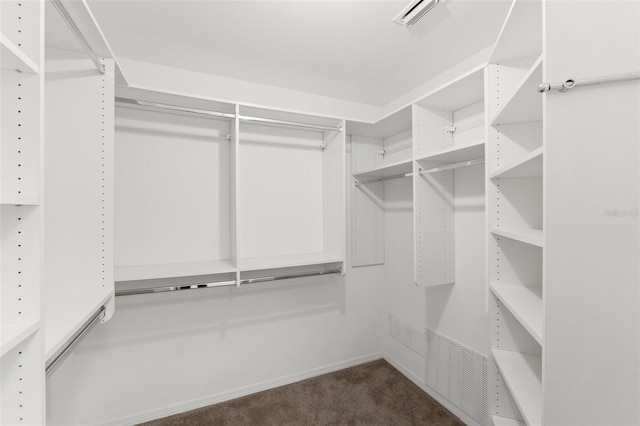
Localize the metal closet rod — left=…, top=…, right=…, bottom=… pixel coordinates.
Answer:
left=115, top=98, right=342, bottom=132
left=420, top=158, right=484, bottom=175
left=538, top=71, right=640, bottom=93
left=115, top=268, right=343, bottom=297
left=45, top=305, right=106, bottom=376
left=50, top=0, right=106, bottom=74
left=355, top=172, right=413, bottom=186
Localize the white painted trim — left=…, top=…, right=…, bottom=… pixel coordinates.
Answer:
left=383, top=353, right=481, bottom=426
left=101, top=352, right=383, bottom=426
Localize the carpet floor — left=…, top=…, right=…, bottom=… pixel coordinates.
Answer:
left=141, top=359, right=465, bottom=426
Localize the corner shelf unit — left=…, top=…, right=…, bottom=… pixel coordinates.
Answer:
left=487, top=1, right=545, bottom=425
left=0, top=0, right=45, bottom=424
left=350, top=66, right=487, bottom=288
left=113, top=88, right=345, bottom=292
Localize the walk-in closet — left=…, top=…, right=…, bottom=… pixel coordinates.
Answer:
left=1, top=0, right=638, bottom=425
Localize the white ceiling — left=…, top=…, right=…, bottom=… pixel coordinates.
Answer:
left=85, top=0, right=511, bottom=106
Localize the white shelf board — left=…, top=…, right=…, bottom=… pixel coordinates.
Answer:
left=0, top=33, right=39, bottom=74
left=490, top=283, right=543, bottom=345
left=352, top=159, right=413, bottom=181
left=491, top=56, right=543, bottom=126
left=0, top=194, right=40, bottom=206
left=491, top=227, right=544, bottom=248
left=492, top=415, right=527, bottom=426
left=490, top=147, right=543, bottom=179
left=238, top=252, right=343, bottom=272
left=1, top=321, right=40, bottom=357
left=353, top=106, right=411, bottom=139
left=492, top=349, right=542, bottom=426
left=415, top=141, right=485, bottom=167
left=417, top=68, right=485, bottom=111
left=115, top=260, right=236, bottom=282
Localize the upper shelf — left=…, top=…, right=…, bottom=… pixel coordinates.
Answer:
left=416, top=68, right=485, bottom=112
left=491, top=56, right=543, bottom=126
left=0, top=33, right=39, bottom=74
left=352, top=159, right=413, bottom=183
left=238, top=252, right=343, bottom=272
left=490, top=283, right=543, bottom=345
left=415, top=141, right=485, bottom=168
left=492, top=349, right=542, bottom=426
left=490, top=147, right=543, bottom=179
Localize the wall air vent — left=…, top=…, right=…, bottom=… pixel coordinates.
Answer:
left=392, top=0, right=439, bottom=27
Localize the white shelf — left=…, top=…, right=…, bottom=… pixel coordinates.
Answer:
left=490, top=147, right=543, bottom=179
left=491, top=227, right=544, bottom=248
left=115, top=259, right=236, bottom=282
left=0, top=33, right=39, bottom=74
left=492, top=415, right=527, bottom=426
left=415, top=141, right=485, bottom=167
left=492, top=349, right=542, bottom=426
left=491, top=56, right=543, bottom=126
left=1, top=321, right=39, bottom=357
left=0, top=194, right=40, bottom=206
left=238, top=252, right=343, bottom=272
left=490, top=283, right=543, bottom=345
left=352, top=159, right=413, bottom=182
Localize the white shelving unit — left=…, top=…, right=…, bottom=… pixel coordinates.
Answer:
left=0, top=0, right=45, bottom=424
left=487, top=1, right=544, bottom=425
left=413, top=68, right=486, bottom=287
left=350, top=106, right=413, bottom=267
left=114, top=91, right=345, bottom=290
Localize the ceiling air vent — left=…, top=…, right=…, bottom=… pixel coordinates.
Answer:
left=392, top=0, right=439, bottom=27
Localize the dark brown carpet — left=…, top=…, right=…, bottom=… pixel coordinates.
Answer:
left=141, top=359, right=464, bottom=426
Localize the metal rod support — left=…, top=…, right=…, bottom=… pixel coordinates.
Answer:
left=46, top=306, right=106, bottom=376
left=50, top=0, right=106, bottom=74
left=420, top=158, right=484, bottom=175
left=538, top=71, right=640, bottom=93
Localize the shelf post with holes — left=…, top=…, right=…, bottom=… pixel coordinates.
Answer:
left=0, top=0, right=45, bottom=424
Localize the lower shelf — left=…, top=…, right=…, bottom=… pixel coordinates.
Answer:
left=115, top=260, right=236, bottom=282
left=492, top=349, right=542, bottom=426
left=492, top=415, right=527, bottom=426
left=1, top=320, right=40, bottom=357
left=238, top=252, right=343, bottom=272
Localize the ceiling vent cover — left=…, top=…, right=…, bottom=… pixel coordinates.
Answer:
left=393, top=0, right=439, bottom=27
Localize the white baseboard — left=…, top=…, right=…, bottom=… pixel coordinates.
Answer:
left=103, top=352, right=383, bottom=426
left=383, top=353, right=481, bottom=426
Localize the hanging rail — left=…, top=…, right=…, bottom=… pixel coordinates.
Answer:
left=538, top=71, right=640, bottom=93
left=354, top=172, right=413, bottom=186
left=45, top=305, right=106, bottom=376
left=115, top=268, right=342, bottom=297
left=50, top=0, right=106, bottom=74
left=420, top=158, right=484, bottom=175
left=115, top=279, right=237, bottom=296
left=114, top=97, right=342, bottom=132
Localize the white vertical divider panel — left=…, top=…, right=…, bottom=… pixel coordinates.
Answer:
left=0, top=1, right=45, bottom=423
left=231, top=105, right=240, bottom=284
left=350, top=135, right=384, bottom=266
left=323, top=123, right=346, bottom=269
left=44, top=50, right=115, bottom=360
left=544, top=1, right=640, bottom=424
left=413, top=105, right=455, bottom=287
